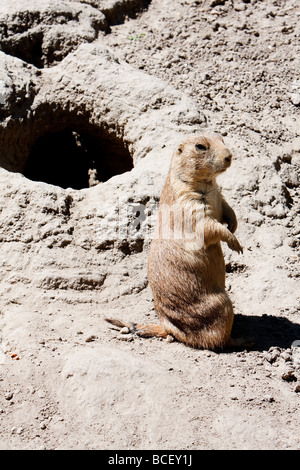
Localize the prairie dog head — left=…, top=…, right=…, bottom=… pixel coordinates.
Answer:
left=171, top=134, right=233, bottom=184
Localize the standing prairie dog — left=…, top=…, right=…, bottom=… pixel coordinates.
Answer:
left=106, top=134, right=252, bottom=350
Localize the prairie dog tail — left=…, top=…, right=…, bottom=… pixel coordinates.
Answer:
left=105, top=317, right=168, bottom=339
left=105, top=317, right=133, bottom=330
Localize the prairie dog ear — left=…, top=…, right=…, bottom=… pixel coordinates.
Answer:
left=177, top=145, right=183, bottom=153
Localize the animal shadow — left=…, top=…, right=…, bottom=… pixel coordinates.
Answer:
left=231, top=313, right=300, bottom=351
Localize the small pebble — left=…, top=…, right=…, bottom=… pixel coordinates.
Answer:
left=282, top=370, right=297, bottom=382
left=263, top=395, right=275, bottom=403
left=37, top=389, right=46, bottom=398
left=5, top=392, right=13, bottom=401
left=281, top=351, right=292, bottom=362
left=264, top=349, right=280, bottom=364
left=120, top=327, right=130, bottom=334
left=165, top=335, right=174, bottom=343
left=290, top=93, right=300, bottom=106
left=85, top=335, right=97, bottom=343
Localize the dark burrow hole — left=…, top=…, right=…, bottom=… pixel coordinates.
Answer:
left=23, top=129, right=133, bottom=189
left=0, top=32, right=44, bottom=69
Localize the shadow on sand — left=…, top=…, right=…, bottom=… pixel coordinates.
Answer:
left=231, top=313, right=300, bottom=351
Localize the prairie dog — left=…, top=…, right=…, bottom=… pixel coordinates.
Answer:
left=106, top=134, right=252, bottom=350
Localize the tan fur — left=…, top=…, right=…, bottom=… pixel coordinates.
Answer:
left=106, top=134, right=253, bottom=350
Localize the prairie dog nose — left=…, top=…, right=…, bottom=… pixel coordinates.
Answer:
left=224, top=153, right=232, bottom=163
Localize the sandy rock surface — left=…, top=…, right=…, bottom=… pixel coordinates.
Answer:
left=0, top=0, right=299, bottom=450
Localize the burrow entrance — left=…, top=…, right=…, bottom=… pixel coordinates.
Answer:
left=24, top=129, right=133, bottom=189
left=0, top=107, right=134, bottom=190
left=0, top=32, right=44, bottom=69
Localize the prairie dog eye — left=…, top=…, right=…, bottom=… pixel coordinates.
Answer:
left=196, top=143, right=207, bottom=151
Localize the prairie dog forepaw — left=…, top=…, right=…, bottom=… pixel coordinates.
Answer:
left=227, top=234, right=243, bottom=254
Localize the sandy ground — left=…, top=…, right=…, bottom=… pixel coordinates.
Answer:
left=0, top=0, right=299, bottom=450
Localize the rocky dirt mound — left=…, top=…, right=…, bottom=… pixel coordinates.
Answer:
left=0, top=0, right=299, bottom=450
